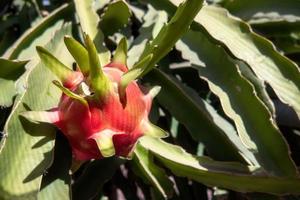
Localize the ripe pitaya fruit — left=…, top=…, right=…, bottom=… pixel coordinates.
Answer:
left=22, top=35, right=167, bottom=161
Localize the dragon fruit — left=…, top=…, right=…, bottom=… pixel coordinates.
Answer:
left=22, top=35, right=167, bottom=161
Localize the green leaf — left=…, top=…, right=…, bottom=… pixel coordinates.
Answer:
left=38, top=134, right=72, bottom=200
left=0, top=81, right=17, bottom=108
left=0, top=14, right=18, bottom=37
left=74, top=0, right=110, bottom=66
left=0, top=59, right=27, bottom=107
left=127, top=5, right=168, bottom=68
left=138, top=5, right=254, bottom=164
left=0, top=31, right=15, bottom=56
left=72, top=158, right=124, bottom=200
left=195, top=5, right=300, bottom=118
left=145, top=69, right=247, bottom=163
left=3, top=3, right=72, bottom=60
left=0, top=59, right=27, bottom=80
left=271, top=33, right=300, bottom=55
left=0, top=25, right=72, bottom=199
left=134, top=0, right=203, bottom=77
left=176, top=29, right=297, bottom=177
left=99, top=0, right=132, bottom=36
left=131, top=144, right=173, bottom=199
left=223, top=0, right=300, bottom=23
left=129, top=4, right=146, bottom=23
left=64, top=36, right=90, bottom=76
left=73, top=0, right=98, bottom=39
left=145, top=0, right=300, bottom=120
left=251, top=22, right=300, bottom=38
left=235, top=61, right=275, bottom=114
left=199, top=96, right=258, bottom=165
left=145, top=0, right=299, bottom=177
left=139, top=136, right=300, bottom=194
left=94, top=0, right=111, bottom=10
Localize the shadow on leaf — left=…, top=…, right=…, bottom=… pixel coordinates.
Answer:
left=40, top=133, right=72, bottom=190
left=23, top=151, right=54, bottom=183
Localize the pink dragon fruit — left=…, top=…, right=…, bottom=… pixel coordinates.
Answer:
left=23, top=35, right=167, bottom=161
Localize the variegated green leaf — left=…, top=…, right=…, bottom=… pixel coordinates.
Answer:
left=72, top=158, right=124, bottom=200
left=146, top=69, right=248, bottom=163
left=38, top=135, right=72, bottom=200
left=74, top=0, right=110, bottom=66
left=145, top=0, right=300, bottom=120
left=145, top=0, right=299, bottom=177
left=127, top=5, right=168, bottom=68
left=130, top=0, right=203, bottom=78
left=195, top=5, right=300, bottom=119
left=4, top=3, right=72, bottom=60
left=131, top=144, right=173, bottom=198
left=0, top=25, right=72, bottom=199
left=176, top=29, right=297, bottom=177
left=99, top=0, right=132, bottom=36
left=223, top=0, right=300, bottom=24
left=139, top=136, right=300, bottom=194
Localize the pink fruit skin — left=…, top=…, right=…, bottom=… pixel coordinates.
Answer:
left=63, top=71, right=84, bottom=90
left=53, top=63, right=153, bottom=160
